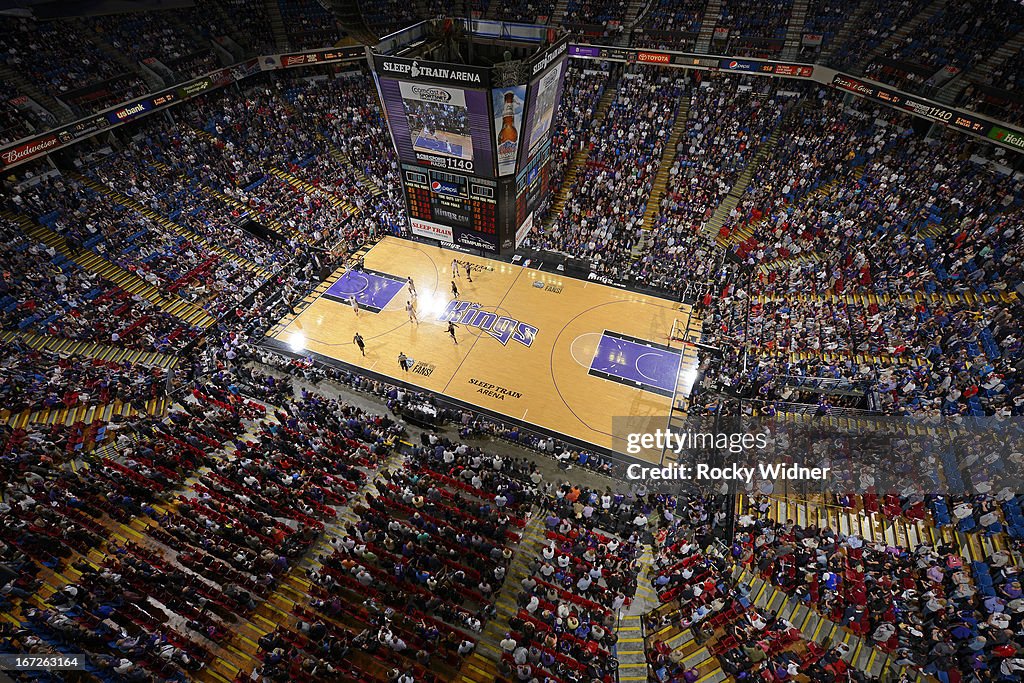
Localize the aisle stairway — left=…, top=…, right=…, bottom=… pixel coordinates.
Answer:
left=816, top=2, right=874, bottom=65
left=474, top=512, right=547, bottom=663
left=712, top=148, right=864, bottom=249
left=935, top=26, right=1024, bottom=106
left=781, top=0, right=809, bottom=61
left=4, top=210, right=214, bottom=329
left=853, top=0, right=951, bottom=76
left=197, top=184, right=286, bottom=237
left=640, top=94, right=692, bottom=231
left=542, top=85, right=619, bottom=230
left=615, top=614, right=648, bottom=681
left=270, top=167, right=359, bottom=218
left=0, top=64, right=72, bottom=124
left=646, top=617, right=726, bottom=683
left=730, top=565, right=929, bottom=682
left=703, top=126, right=782, bottom=246
left=550, top=0, right=571, bottom=26
left=262, top=0, right=289, bottom=51
left=324, top=141, right=386, bottom=198
left=693, top=0, right=723, bottom=54
left=0, top=333, right=174, bottom=427
left=616, top=541, right=657, bottom=682
left=0, top=329, right=179, bottom=371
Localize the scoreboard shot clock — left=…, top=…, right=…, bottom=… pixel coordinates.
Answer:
left=368, top=20, right=569, bottom=255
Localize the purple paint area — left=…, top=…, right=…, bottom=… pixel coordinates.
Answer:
left=590, top=334, right=681, bottom=394
left=325, top=270, right=405, bottom=311
left=414, top=134, right=466, bottom=158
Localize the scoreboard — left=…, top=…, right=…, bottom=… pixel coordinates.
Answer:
left=403, top=165, right=499, bottom=251
left=370, top=37, right=568, bottom=255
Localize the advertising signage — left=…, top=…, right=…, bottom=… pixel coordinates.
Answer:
left=988, top=126, right=1024, bottom=151
left=831, top=74, right=996, bottom=136
left=637, top=51, right=671, bottom=64
left=372, top=54, right=491, bottom=89
left=0, top=134, right=60, bottom=167
left=262, top=46, right=365, bottom=69
left=106, top=99, right=155, bottom=124
left=526, top=37, right=569, bottom=77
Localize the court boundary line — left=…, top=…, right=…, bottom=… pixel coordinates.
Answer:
left=269, top=236, right=702, bottom=461
left=258, top=335, right=661, bottom=473
left=586, top=329, right=683, bottom=398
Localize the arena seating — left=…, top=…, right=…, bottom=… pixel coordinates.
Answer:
left=798, top=0, right=864, bottom=59
left=0, top=214, right=200, bottom=350
left=2, top=6, right=1024, bottom=683
left=825, top=0, right=931, bottom=72
left=525, top=65, right=686, bottom=281
left=0, top=343, right=166, bottom=419
left=277, top=0, right=341, bottom=50
left=634, top=74, right=788, bottom=293
left=712, top=0, right=793, bottom=57
left=863, top=0, right=1023, bottom=94
left=633, top=0, right=707, bottom=50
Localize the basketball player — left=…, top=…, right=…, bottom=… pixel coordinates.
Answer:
left=465, top=263, right=473, bottom=282
left=350, top=296, right=360, bottom=317
left=353, top=332, right=365, bottom=356
left=452, top=259, right=460, bottom=278
left=407, top=276, right=416, bottom=298
left=406, top=300, right=418, bottom=324
left=398, top=352, right=409, bottom=372
left=451, top=280, right=459, bottom=299
left=447, top=321, right=458, bottom=345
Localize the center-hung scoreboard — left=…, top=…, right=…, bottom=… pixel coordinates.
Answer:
left=369, top=36, right=568, bottom=255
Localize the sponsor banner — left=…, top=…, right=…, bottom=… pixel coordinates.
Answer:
left=527, top=37, right=568, bottom=77
left=772, top=64, right=813, bottom=78
left=398, top=81, right=467, bottom=107
left=8, top=95, right=28, bottom=107
left=831, top=73, right=1007, bottom=139
left=989, top=126, right=1024, bottom=151
left=373, top=54, right=490, bottom=88
left=410, top=218, right=455, bottom=241
left=714, top=27, right=729, bottom=39
left=106, top=99, right=154, bottom=124
left=178, top=77, right=215, bottom=99
left=454, top=227, right=498, bottom=252
left=526, top=61, right=564, bottom=158
left=151, top=91, right=177, bottom=107
left=637, top=51, right=671, bottom=64
left=802, top=33, right=823, bottom=46
left=1, top=134, right=59, bottom=168
left=569, top=44, right=601, bottom=58
left=492, top=85, right=525, bottom=176
left=273, top=46, right=364, bottom=69
left=430, top=179, right=463, bottom=196
left=720, top=59, right=759, bottom=72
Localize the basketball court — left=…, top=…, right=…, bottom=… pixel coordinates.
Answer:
left=412, top=128, right=474, bottom=160
left=265, top=237, right=702, bottom=459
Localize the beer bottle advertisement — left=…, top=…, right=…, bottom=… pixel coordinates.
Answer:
left=492, top=85, right=525, bottom=176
